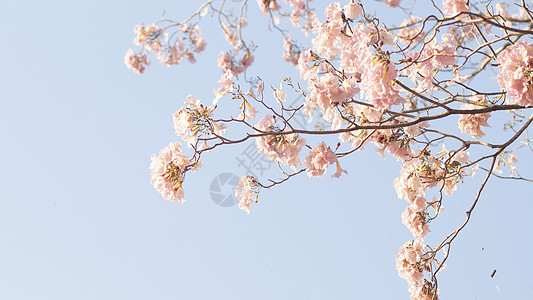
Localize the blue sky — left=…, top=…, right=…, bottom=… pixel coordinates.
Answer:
left=1, top=0, right=532, bottom=299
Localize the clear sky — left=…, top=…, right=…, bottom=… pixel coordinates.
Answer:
left=1, top=0, right=532, bottom=299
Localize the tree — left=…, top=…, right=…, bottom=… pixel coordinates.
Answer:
left=125, top=0, right=533, bottom=298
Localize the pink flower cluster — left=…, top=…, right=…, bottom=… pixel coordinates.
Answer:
left=360, top=54, right=404, bottom=110
left=304, top=73, right=358, bottom=122
left=458, top=97, right=491, bottom=139
left=396, top=241, right=439, bottom=300
left=238, top=100, right=259, bottom=121
left=256, top=0, right=281, bottom=15
left=404, top=33, right=458, bottom=90
left=393, top=146, right=471, bottom=258
left=217, top=51, right=255, bottom=75
left=124, top=49, right=150, bottom=74
left=300, top=7, right=403, bottom=115
left=494, top=153, right=518, bottom=175
left=286, top=0, right=316, bottom=33
left=382, top=0, right=402, bottom=8
left=255, top=115, right=306, bottom=169
left=337, top=105, right=427, bottom=162
left=235, top=176, right=259, bottom=214
left=215, top=17, right=257, bottom=75
left=394, top=147, right=470, bottom=205
left=397, top=16, right=423, bottom=44
left=213, top=69, right=235, bottom=104
left=283, top=36, right=301, bottom=65
left=150, top=142, right=194, bottom=203
left=173, top=95, right=227, bottom=147
left=401, top=207, right=430, bottom=241
left=133, top=24, right=165, bottom=52
left=496, top=39, right=533, bottom=107
left=442, top=0, right=470, bottom=16
left=304, top=142, right=347, bottom=178
left=125, top=22, right=207, bottom=73
left=343, top=1, right=362, bottom=19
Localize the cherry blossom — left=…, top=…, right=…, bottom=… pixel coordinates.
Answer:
left=173, top=95, right=227, bottom=147
left=343, top=1, right=362, bottom=19
left=304, top=142, right=346, bottom=178
left=256, top=0, right=281, bottom=15
left=442, top=0, right=470, bottom=16
left=458, top=97, right=491, bottom=139
left=382, top=0, right=401, bottom=8
left=397, top=16, right=423, bottom=44
left=255, top=115, right=306, bottom=169
left=496, top=38, right=533, bottom=107
left=235, top=176, right=260, bottom=213
left=401, top=206, right=430, bottom=241
left=124, top=49, right=150, bottom=74
left=150, top=142, right=195, bottom=203
left=213, top=69, right=235, bottom=104
left=283, top=36, right=301, bottom=65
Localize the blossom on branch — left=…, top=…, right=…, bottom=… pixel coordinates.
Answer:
left=343, top=1, right=362, bottom=19
left=255, top=115, right=306, bottom=169
left=442, top=0, right=470, bottom=16
left=396, top=240, right=440, bottom=300
left=458, top=97, right=491, bottom=139
left=304, top=142, right=346, bottom=178
left=235, top=176, right=260, bottom=214
left=173, top=95, right=227, bottom=147
left=124, top=49, right=150, bottom=74
left=150, top=142, right=196, bottom=203
left=497, top=38, right=533, bottom=107
left=213, top=69, right=235, bottom=104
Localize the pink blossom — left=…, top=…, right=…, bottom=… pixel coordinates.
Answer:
left=217, top=51, right=255, bottom=75
left=442, top=0, right=470, bottom=15
left=382, top=0, right=402, bottom=8
left=458, top=97, right=491, bottom=139
left=133, top=24, right=164, bottom=51
left=396, top=240, right=425, bottom=288
left=213, top=69, right=235, bottom=104
left=150, top=142, right=193, bottom=203
left=304, top=142, right=346, bottom=178
left=238, top=51, right=255, bottom=72
left=360, top=55, right=404, bottom=110
left=173, top=95, right=226, bottom=146
left=235, top=176, right=258, bottom=214
left=398, top=16, right=423, bottom=44
left=401, top=206, right=431, bottom=240
left=273, top=87, right=286, bottom=102
left=184, top=50, right=196, bottom=63
left=283, top=36, right=300, bottom=65
left=509, top=154, right=518, bottom=176
left=217, top=52, right=232, bottom=72
left=124, top=49, right=150, bottom=74
left=404, top=120, right=429, bottom=138
left=304, top=72, right=350, bottom=122
left=255, top=115, right=306, bottom=169
left=297, top=49, right=318, bottom=81
left=157, top=43, right=184, bottom=67
left=256, top=0, right=281, bottom=15
left=324, top=2, right=344, bottom=29
left=343, top=1, right=362, bottom=19
left=393, top=151, right=443, bottom=204
left=195, top=37, right=207, bottom=52
left=431, top=33, right=458, bottom=67
left=404, top=34, right=458, bottom=89
left=496, top=39, right=533, bottom=107
left=238, top=101, right=259, bottom=121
